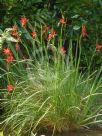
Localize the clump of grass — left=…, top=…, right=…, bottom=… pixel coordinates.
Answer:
left=1, top=53, right=102, bottom=135
left=0, top=20, right=102, bottom=136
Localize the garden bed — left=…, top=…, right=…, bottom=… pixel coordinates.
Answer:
left=1, top=1, right=102, bottom=136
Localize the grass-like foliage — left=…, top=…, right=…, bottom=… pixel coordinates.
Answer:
left=1, top=49, right=102, bottom=135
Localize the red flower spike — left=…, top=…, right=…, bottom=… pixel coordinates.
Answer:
left=60, top=15, right=66, bottom=24
left=7, top=84, right=14, bottom=93
left=20, top=17, right=28, bottom=27
left=48, top=29, right=57, bottom=40
left=6, top=55, right=14, bottom=64
left=96, top=43, right=102, bottom=52
left=81, top=25, right=88, bottom=37
left=12, top=25, right=20, bottom=40
left=31, top=31, right=37, bottom=39
left=16, top=43, right=20, bottom=51
left=51, top=30, right=57, bottom=38
left=48, top=34, right=53, bottom=40
left=60, top=47, right=66, bottom=54
left=43, top=25, right=50, bottom=33
left=3, top=48, right=12, bottom=55
left=12, top=31, right=19, bottom=37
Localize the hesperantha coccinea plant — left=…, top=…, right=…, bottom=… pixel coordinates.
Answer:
left=0, top=16, right=102, bottom=136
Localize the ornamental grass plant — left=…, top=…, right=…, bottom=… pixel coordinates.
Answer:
left=0, top=17, right=102, bottom=136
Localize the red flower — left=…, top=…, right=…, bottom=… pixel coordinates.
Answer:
left=7, top=84, right=14, bottom=93
left=16, top=43, right=20, bottom=51
left=51, top=30, right=57, bottom=38
left=48, top=29, right=57, bottom=40
left=31, top=31, right=37, bottom=39
left=60, top=47, right=66, bottom=54
left=3, top=48, right=12, bottom=55
left=43, top=25, right=50, bottom=33
left=60, top=15, right=66, bottom=24
left=6, top=55, right=14, bottom=63
left=12, top=31, right=19, bottom=37
left=20, top=17, right=28, bottom=27
left=96, top=43, right=102, bottom=52
left=11, top=25, right=20, bottom=40
left=81, top=25, right=88, bottom=37
left=48, top=33, right=53, bottom=40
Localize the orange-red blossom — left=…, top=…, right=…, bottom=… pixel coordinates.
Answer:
left=7, top=84, right=14, bottom=93
left=48, top=29, right=57, bottom=40
left=96, top=43, right=102, bottom=52
left=81, top=25, right=88, bottom=37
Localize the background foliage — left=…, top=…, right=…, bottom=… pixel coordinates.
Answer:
left=0, top=0, right=102, bottom=70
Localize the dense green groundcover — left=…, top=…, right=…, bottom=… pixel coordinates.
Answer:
left=0, top=0, right=102, bottom=136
